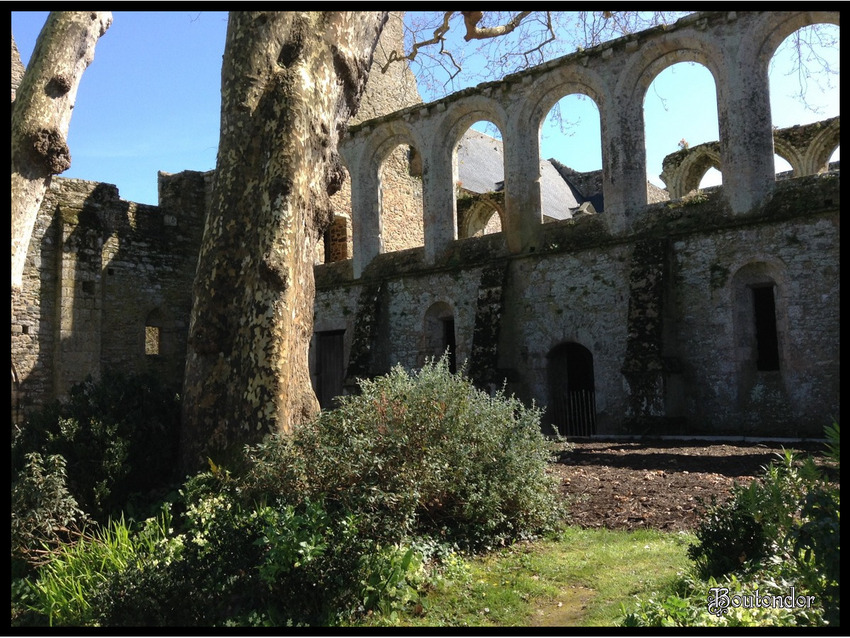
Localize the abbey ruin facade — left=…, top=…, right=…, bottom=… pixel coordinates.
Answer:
left=12, top=11, right=840, bottom=437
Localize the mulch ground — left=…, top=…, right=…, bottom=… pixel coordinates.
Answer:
left=549, top=439, right=835, bottom=532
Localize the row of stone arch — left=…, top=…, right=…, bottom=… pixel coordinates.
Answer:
left=340, top=11, right=839, bottom=277
left=661, top=117, right=840, bottom=198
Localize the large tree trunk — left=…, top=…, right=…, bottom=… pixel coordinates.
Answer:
left=180, top=12, right=387, bottom=472
left=11, top=12, right=112, bottom=290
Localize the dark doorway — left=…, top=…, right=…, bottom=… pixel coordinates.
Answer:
left=548, top=342, right=596, bottom=436
left=316, top=330, right=345, bottom=409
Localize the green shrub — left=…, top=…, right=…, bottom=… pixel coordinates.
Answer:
left=240, top=357, right=563, bottom=550
left=18, top=360, right=565, bottom=627
left=11, top=452, right=91, bottom=577
left=621, top=569, right=822, bottom=627
left=91, top=495, right=268, bottom=627
left=789, top=422, right=840, bottom=626
left=673, top=424, right=840, bottom=627
left=688, top=447, right=826, bottom=579
left=12, top=372, right=182, bottom=522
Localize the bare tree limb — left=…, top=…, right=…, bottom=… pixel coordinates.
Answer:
left=460, top=11, right=532, bottom=41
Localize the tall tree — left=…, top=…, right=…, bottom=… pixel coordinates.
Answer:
left=179, top=12, right=388, bottom=471
left=11, top=12, right=112, bottom=290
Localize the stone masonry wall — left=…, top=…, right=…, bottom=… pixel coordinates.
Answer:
left=314, top=173, right=839, bottom=437
left=11, top=172, right=209, bottom=415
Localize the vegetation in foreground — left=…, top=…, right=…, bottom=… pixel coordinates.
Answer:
left=622, top=422, right=840, bottom=627
left=10, top=364, right=839, bottom=627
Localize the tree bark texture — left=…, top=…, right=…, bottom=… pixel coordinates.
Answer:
left=180, top=11, right=387, bottom=472
left=11, top=11, right=112, bottom=290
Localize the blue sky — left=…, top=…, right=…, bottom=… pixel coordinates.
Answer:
left=12, top=11, right=840, bottom=205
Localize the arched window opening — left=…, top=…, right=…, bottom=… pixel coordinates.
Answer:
left=768, top=25, right=840, bottom=132
left=540, top=94, right=603, bottom=221
left=379, top=142, right=424, bottom=253
left=828, top=146, right=840, bottom=171
left=699, top=167, right=722, bottom=190
left=547, top=342, right=596, bottom=437
left=645, top=62, right=720, bottom=198
left=774, top=154, right=794, bottom=180
left=455, top=121, right=506, bottom=236
left=732, top=262, right=786, bottom=388
left=422, top=302, right=456, bottom=373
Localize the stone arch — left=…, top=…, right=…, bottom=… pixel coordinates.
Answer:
left=802, top=117, right=841, bottom=175
left=613, top=34, right=725, bottom=214
left=438, top=95, right=509, bottom=149
left=617, top=33, right=724, bottom=110
left=434, top=96, right=509, bottom=248
left=730, top=259, right=790, bottom=408
left=747, top=12, right=840, bottom=72
left=419, top=301, right=456, bottom=372
left=660, top=142, right=722, bottom=198
left=772, top=137, right=807, bottom=177
left=365, top=121, right=425, bottom=255
left=522, top=65, right=608, bottom=138
left=458, top=196, right=504, bottom=239
left=547, top=341, right=597, bottom=437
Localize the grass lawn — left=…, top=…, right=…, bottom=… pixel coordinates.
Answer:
left=352, top=526, right=695, bottom=628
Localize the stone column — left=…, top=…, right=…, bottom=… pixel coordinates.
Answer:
left=601, top=95, right=647, bottom=234
left=503, top=104, right=542, bottom=253
left=341, top=138, right=382, bottom=278
left=715, top=47, right=775, bottom=213
left=420, top=126, right=456, bottom=264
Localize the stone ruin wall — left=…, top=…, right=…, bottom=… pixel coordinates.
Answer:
left=11, top=173, right=210, bottom=418
left=12, top=11, right=840, bottom=437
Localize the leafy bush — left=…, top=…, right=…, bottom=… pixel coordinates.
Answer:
left=650, top=423, right=841, bottom=628
left=11, top=453, right=90, bottom=577
left=622, top=568, right=822, bottom=627
left=12, top=372, right=182, bottom=522
left=240, top=357, right=564, bottom=550
left=789, top=422, right=840, bottom=626
left=16, top=359, right=565, bottom=627
left=687, top=448, right=827, bottom=579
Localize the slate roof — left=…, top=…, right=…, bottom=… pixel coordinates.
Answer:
left=455, top=129, right=587, bottom=221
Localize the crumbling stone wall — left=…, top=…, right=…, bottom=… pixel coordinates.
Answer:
left=314, top=173, right=839, bottom=436
left=11, top=172, right=208, bottom=415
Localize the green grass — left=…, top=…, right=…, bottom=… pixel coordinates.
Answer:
left=351, top=526, right=695, bottom=628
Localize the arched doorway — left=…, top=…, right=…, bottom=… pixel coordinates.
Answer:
left=548, top=342, right=596, bottom=437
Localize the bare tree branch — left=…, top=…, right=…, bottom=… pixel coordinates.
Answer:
left=460, top=11, right=532, bottom=41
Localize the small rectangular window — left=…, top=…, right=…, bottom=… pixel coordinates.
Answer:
left=145, top=326, right=161, bottom=356
left=752, top=286, right=779, bottom=371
